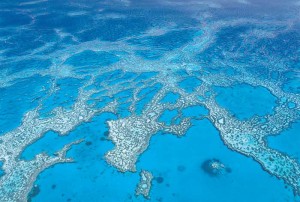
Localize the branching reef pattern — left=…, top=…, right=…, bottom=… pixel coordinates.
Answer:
left=0, top=1, right=299, bottom=201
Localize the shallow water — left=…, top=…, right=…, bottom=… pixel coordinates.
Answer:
left=0, top=0, right=299, bottom=201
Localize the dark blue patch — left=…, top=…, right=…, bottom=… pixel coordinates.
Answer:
left=178, top=77, right=202, bottom=93
left=282, top=77, right=300, bottom=94
left=136, top=83, right=162, bottom=115
left=114, top=89, right=134, bottom=103
left=0, top=11, right=32, bottom=27
left=0, top=75, right=51, bottom=135
left=64, top=50, right=119, bottom=68
left=3, top=59, right=52, bottom=74
left=27, top=185, right=40, bottom=202
left=155, top=176, right=164, bottom=184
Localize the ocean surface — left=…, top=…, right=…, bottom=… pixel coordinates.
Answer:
left=0, top=0, right=299, bottom=201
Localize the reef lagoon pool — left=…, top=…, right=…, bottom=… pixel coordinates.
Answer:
left=0, top=0, right=299, bottom=201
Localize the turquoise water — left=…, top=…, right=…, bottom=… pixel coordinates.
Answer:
left=15, top=91, right=297, bottom=201
left=268, top=121, right=300, bottom=160
left=138, top=119, right=294, bottom=202
left=214, top=84, right=277, bottom=120
left=0, top=0, right=299, bottom=201
left=30, top=119, right=295, bottom=201
left=0, top=161, right=4, bottom=177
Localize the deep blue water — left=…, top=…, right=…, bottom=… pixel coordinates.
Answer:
left=0, top=75, right=51, bottom=135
